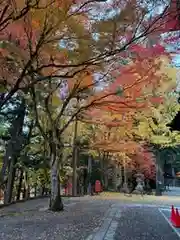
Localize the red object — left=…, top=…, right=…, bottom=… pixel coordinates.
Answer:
left=95, top=180, right=101, bottom=193
left=148, top=0, right=180, bottom=34
left=170, top=205, right=176, bottom=224
left=176, top=208, right=180, bottom=218
left=174, top=208, right=180, bottom=228
left=170, top=206, right=180, bottom=228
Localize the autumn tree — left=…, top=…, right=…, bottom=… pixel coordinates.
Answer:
left=80, top=43, right=178, bottom=187
left=0, top=0, right=179, bottom=106
left=0, top=0, right=179, bottom=210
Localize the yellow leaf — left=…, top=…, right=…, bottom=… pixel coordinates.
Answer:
left=52, top=93, right=62, bottom=106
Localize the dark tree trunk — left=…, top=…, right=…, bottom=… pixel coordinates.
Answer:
left=49, top=143, right=63, bottom=211
left=0, top=99, right=26, bottom=201
left=87, top=156, right=92, bottom=194
left=23, top=185, right=26, bottom=199
left=72, top=117, right=78, bottom=197
left=22, top=171, right=29, bottom=200
left=16, top=169, right=23, bottom=201
left=25, top=171, right=30, bottom=200
left=100, top=152, right=105, bottom=187
left=4, top=158, right=17, bottom=204
left=104, top=158, right=109, bottom=190
left=41, top=185, right=45, bottom=196
left=155, top=152, right=163, bottom=196
left=34, top=184, right=37, bottom=197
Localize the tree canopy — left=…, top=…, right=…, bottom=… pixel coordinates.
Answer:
left=0, top=0, right=180, bottom=210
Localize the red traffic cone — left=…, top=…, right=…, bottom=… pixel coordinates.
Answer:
left=170, top=205, right=176, bottom=224
left=176, top=208, right=180, bottom=218
left=173, top=208, right=180, bottom=228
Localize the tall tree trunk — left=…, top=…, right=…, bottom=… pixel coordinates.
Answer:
left=0, top=99, right=25, bottom=194
left=103, top=156, right=109, bottom=190
left=49, top=144, right=63, bottom=211
left=16, top=169, right=23, bottom=201
left=72, top=116, right=78, bottom=197
left=4, top=157, right=17, bottom=204
left=117, top=164, right=123, bottom=188
left=23, top=170, right=29, bottom=200
left=155, top=151, right=163, bottom=196
left=72, top=147, right=78, bottom=196
left=87, top=155, right=92, bottom=194
left=34, top=183, right=37, bottom=197
left=22, top=185, right=26, bottom=199
left=100, top=153, right=104, bottom=186
left=113, top=164, right=118, bottom=191
left=41, top=185, right=45, bottom=196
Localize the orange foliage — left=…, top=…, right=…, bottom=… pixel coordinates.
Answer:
left=0, top=1, right=70, bottom=87
left=84, top=44, right=169, bottom=124
left=130, top=149, right=156, bottom=179
left=82, top=43, right=171, bottom=174
left=0, top=19, right=38, bottom=50
left=0, top=0, right=91, bottom=89
left=67, top=71, right=94, bottom=91
left=0, top=0, right=176, bottom=93
left=92, top=140, right=141, bottom=154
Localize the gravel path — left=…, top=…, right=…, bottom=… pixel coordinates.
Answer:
left=0, top=198, right=112, bottom=240
left=0, top=197, right=84, bottom=217
left=0, top=197, right=179, bottom=240
left=114, top=206, right=179, bottom=240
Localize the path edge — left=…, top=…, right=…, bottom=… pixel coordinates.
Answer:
left=159, top=208, right=180, bottom=238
